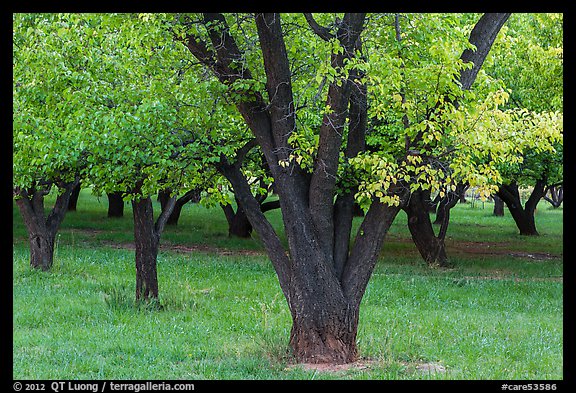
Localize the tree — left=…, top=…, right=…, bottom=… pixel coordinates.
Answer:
left=79, top=13, right=200, bottom=301
left=13, top=13, right=90, bottom=270
left=178, top=12, right=522, bottom=364
left=392, top=13, right=510, bottom=267
left=485, top=13, right=563, bottom=235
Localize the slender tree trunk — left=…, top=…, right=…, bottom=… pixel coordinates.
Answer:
left=14, top=179, right=79, bottom=270
left=158, top=188, right=201, bottom=226
left=67, top=182, right=81, bottom=211
left=131, top=194, right=176, bottom=301
left=107, top=192, right=124, bottom=218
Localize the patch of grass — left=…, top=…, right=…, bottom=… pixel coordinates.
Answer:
left=13, top=190, right=562, bottom=379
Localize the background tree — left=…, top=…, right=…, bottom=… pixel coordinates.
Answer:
left=484, top=13, right=563, bottom=235
left=13, top=13, right=91, bottom=270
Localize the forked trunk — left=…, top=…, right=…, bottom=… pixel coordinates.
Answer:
left=404, top=190, right=448, bottom=266
left=15, top=179, right=79, bottom=271
left=497, top=181, right=545, bottom=236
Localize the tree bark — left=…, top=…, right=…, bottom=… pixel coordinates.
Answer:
left=158, top=188, right=201, bottom=226
left=543, top=185, right=563, bottom=208
left=14, top=178, right=80, bottom=270
left=67, top=182, right=81, bottom=211
left=493, top=194, right=505, bottom=216
left=107, top=192, right=125, bottom=218
left=497, top=181, right=545, bottom=236
left=184, top=12, right=411, bottom=365
left=403, top=190, right=448, bottom=267
left=131, top=194, right=176, bottom=301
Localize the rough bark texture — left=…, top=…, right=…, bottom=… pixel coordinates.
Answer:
left=131, top=194, right=176, bottom=301
left=15, top=178, right=80, bottom=270
left=182, top=12, right=495, bottom=364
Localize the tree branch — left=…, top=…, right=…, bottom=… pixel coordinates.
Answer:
left=303, top=13, right=334, bottom=41
left=459, top=13, right=511, bottom=90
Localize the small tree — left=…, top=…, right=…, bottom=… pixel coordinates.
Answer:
left=13, top=13, right=90, bottom=270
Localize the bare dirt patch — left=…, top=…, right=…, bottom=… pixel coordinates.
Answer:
left=449, top=241, right=561, bottom=261
left=101, top=240, right=266, bottom=257
left=286, top=358, right=379, bottom=373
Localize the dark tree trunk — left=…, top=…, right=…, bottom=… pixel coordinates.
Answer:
left=543, top=184, right=563, bottom=208
left=107, top=192, right=125, bottom=218
left=404, top=190, right=448, bottom=267
left=67, top=182, right=81, bottom=211
left=288, top=292, right=359, bottom=364
left=183, top=12, right=506, bottom=365
left=459, top=185, right=469, bottom=203
left=131, top=194, right=176, bottom=301
left=493, top=194, right=505, bottom=216
left=434, top=184, right=466, bottom=225
left=497, top=181, right=546, bottom=236
left=158, top=188, right=201, bottom=226
left=14, top=178, right=80, bottom=270
left=221, top=202, right=253, bottom=238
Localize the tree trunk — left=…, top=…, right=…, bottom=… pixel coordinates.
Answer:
left=497, top=181, right=546, bottom=236
left=183, top=12, right=506, bottom=365
left=131, top=194, right=176, bottom=301
left=543, top=185, right=563, bottom=208
left=67, top=182, right=81, bottom=211
left=107, top=192, right=124, bottom=218
left=289, top=294, right=359, bottom=364
left=221, top=203, right=253, bottom=238
left=493, top=194, right=505, bottom=216
left=27, top=229, right=56, bottom=271
left=14, top=179, right=79, bottom=270
left=158, top=188, right=201, bottom=226
left=404, top=190, right=448, bottom=267
left=132, top=197, right=160, bottom=300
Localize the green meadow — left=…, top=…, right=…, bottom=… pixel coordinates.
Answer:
left=13, top=190, right=563, bottom=379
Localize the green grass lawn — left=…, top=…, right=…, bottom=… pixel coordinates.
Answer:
left=13, top=189, right=563, bottom=379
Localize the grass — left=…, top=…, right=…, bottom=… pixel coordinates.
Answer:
left=12, top=189, right=563, bottom=379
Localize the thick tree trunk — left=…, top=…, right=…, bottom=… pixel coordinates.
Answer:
left=14, top=179, right=79, bottom=270
left=221, top=203, right=253, bottom=238
left=131, top=194, right=176, bottom=301
left=289, top=297, right=359, bottom=364
left=497, top=181, right=545, bottom=236
left=184, top=12, right=509, bottom=366
left=27, top=230, right=56, bottom=271
left=107, top=192, right=124, bottom=218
